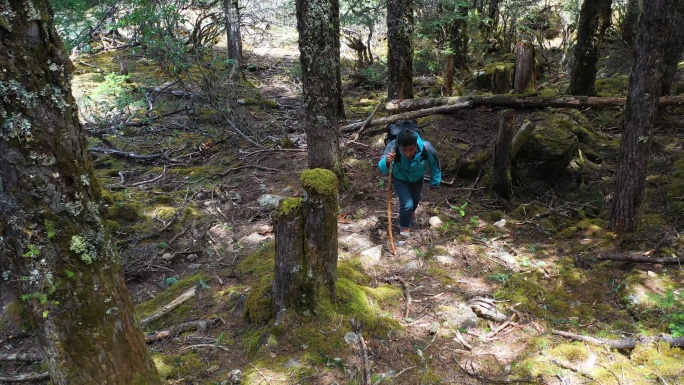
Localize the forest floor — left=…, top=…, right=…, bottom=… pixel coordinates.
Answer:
left=3, top=27, right=684, bottom=385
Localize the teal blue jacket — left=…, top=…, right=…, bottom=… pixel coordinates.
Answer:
left=378, top=135, right=442, bottom=186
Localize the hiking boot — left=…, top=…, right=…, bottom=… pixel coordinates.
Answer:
left=400, top=227, right=411, bottom=238
left=410, top=212, right=417, bottom=227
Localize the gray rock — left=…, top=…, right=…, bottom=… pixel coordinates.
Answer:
left=257, top=194, right=284, bottom=211
left=429, top=216, right=443, bottom=228
left=344, top=332, right=360, bottom=345
left=433, top=255, right=456, bottom=264
left=187, top=263, right=202, bottom=270
left=441, top=303, right=479, bottom=330
left=359, top=245, right=382, bottom=267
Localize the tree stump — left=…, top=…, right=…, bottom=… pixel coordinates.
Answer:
left=272, top=198, right=304, bottom=319
left=514, top=41, right=536, bottom=94
left=272, top=169, right=339, bottom=318
left=492, top=110, right=516, bottom=199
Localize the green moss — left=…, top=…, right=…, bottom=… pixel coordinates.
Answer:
left=276, top=197, right=302, bottom=217
left=300, top=168, right=338, bottom=196
left=152, top=351, right=205, bottom=380
left=237, top=242, right=275, bottom=324
left=135, top=273, right=211, bottom=330
left=595, top=74, right=630, bottom=97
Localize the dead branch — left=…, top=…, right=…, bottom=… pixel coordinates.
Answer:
left=145, top=318, right=220, bottom=343
left=389, top=276, right=411, bottom=318
left=350, top=320, right=371, bottom=385
left=88, top=147, right=163, bottom=160
left=351, top=102, right=383, bottom=142
left=552, top=329, right=684, bottom=348
left=0, top=353, right=43, bottom=362
left=597, top=253, right=684, bottom=265
left=140, top=286, right=197, bottom=327
left=541, top=351, right=595, bottom=379
left=339, top=102, right=473, bottom=133
left=0, top=372, right=49, bottom=383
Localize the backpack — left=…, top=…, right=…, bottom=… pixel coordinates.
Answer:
left=385, top=119, right=429, bottom=162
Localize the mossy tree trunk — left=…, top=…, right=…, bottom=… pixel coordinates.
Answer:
left=296, top=0, right=343, bottom=176
left=610, top=0, right=679, bottom=233
left=387, top=0, right=414, bottom=100
left=568, top=0, right=612, bottom=96
left=513, top=41, right=535, bottom=94
left=0, top=1, right=161, bottom=384
left=272, top=170, right=338, bottom=316
left=224, top=0, right=243, bottom=80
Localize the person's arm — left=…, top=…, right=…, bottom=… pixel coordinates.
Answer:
left=378, top=141, right=396, bottom=175
left=424, top=142, right=441, bottom=187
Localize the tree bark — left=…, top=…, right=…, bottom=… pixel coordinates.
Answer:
left=387, top=0, right=414, bottom=100
left=272, top=198, right=305, bottom=318
left=296, top=0, right=343, bottom=175
left=301, top=169, right=339, bottom=305
left=224, top=0, right=243, bottom=80
left=273, top=172, right=339, bottom=315
left=610, top=0, right=680, bottom=233
left=661, top=0, right=684, bottom=96
left=513, top=41, right=536, bottom=94
left=0, top=1, right=162, bottom=384
left=568, top=0, right=612, bottom=96
left=491, top=110, right=516, bottom=199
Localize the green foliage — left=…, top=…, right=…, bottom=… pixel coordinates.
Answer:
left=23, top=244, right=42, bottom=259
left=647, top=290, right=684, bottom=337
left=357, top=63, right=387, bottom=90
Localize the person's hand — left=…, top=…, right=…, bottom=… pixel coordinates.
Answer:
left=385, top=150, right=396, bottom=166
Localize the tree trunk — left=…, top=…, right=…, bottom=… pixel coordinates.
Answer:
left=513, top=41, right=536, bottom=94
left=272, top=198, right=305, bottom=318
left=224, top=0, right=243, bottom=80
left=301, top=169, right=339, bottom=304
left=622, top=0, right=640, bottom=48
left=568, top=0, right=612, bottom=96
left=296, top=0, right=343, bottom=175
left=491, top=110, right=516, bottom=199
left=610, top=0, right=680, bottom=233
left=387, top=0, right=414, bottom=100
left=0, top=2, right=161, bottom=384
left=273, top=170, right=339, bottom=316
left=661, top=0, right=684, bottom=96
left=332, top=0, right=345, bottom=119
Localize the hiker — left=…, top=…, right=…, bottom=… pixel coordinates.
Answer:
left=378, top=129, right=441, bottom=238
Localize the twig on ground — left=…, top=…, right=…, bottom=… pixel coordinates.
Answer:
left=351, top=319, right=372, bottom=385
left=140, top=286, right=197, bottom=327
left=145, top=318, right=220, bottom=343
left=552, top=329, right=684, bottom=349
left=389, top=275, right=411, bottom=318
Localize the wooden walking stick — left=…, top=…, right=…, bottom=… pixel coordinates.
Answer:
left=387, top=157, right=397, bottom=256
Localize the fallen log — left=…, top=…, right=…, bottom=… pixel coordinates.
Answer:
left=552, top=329, right=684, bottom=349
left=140, top=285, right=197, bottom=327
left=597, top=253, right=684, bottom=265
left=0, top=372, right=49, bottom=382
left=0, top=353, right=43, bottom=362
left=339, top=102, right=472, bottom=133
left=145, top=318, right=220, bottom=343
left=385, top=94, right=684, bottom=112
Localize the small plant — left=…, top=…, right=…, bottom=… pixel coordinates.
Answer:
left=468, top=216, right=480, bottom=226
left=648, top=290, right=684, bottom=337
left=44, top=219, right=57, bottom=239
left=488, top=273, right=511, bottom=283
left=23, top=244, right=41, bottom=258
left=451, top=202, right=468, bottom=217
